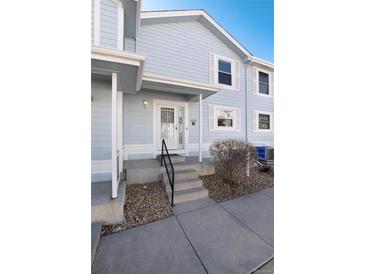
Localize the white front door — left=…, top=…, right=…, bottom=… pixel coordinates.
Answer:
left=158, top=105, right=185, bottom=150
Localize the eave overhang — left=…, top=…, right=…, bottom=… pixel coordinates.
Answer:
left=142, top=72, right=221, bottom=101
left=91, top=46, right=145, bottom=92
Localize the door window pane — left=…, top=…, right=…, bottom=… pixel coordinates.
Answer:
left=161, top=107, right=174, bottom=123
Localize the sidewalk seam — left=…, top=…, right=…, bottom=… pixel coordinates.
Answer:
left=174, top=215, right=209, bottom=274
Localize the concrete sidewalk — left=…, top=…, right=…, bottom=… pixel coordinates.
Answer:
left=92, top=188, right=274, bottom=274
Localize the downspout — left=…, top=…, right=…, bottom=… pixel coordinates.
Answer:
left=244, top=57, right=253, bottom=144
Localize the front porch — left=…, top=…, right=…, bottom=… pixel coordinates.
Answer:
left=124, top=156, right=215, bottom=184
left=91, top=180, right=126, bottom=224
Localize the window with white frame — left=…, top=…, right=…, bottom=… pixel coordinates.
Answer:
left=217, top=108, right=233, bottom=127
left=254, top=67, right=273, bottom=96
left=218, top=60, right=232, bottom=86
left=209, top=53, right=240, bottom=90
left=209, top=105, right=240, bottom=131
left=258, top=71, right=270, bottom=95
left=254, top=111, right=273, bottom=132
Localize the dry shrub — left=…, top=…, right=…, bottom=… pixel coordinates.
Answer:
left=209, top=139, right=257, bottom=184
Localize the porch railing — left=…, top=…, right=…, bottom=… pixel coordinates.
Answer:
left=160, top=139, right=175, bottom=206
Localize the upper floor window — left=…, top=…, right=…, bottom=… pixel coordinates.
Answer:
left=259, top=71, right=269, bottom=95
left=209, top=53, right=240, bottom=91
left=254, top=67, right=273, bottom=97
left=218, top=60, right=232, bottom=86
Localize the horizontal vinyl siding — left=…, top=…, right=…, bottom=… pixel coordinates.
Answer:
left=91, top=0, right=94, bottom=45
left=123, top=90, right=187, bottom=145
left=247, top=65, right=274, bottom=146
left=91, top=79, right=112, bottom=161
left=137, top=20, right=247, bottom=145
left=92, top=172, right=112, bottom=183
left=99, top=0, right=118, bottom=48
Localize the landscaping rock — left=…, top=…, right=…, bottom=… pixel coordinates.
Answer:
left=201, top=167, right=273, bottom=202
left=101, top=182, right=173, bottom=236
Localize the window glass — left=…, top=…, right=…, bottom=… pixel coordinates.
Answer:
left=218, top=59, right=232, bottom=86
left=218, top=60, right=231, bottom=73
left=258, top=114, right=270, bottom=130
left=217, top=109, right=233, bottom=127
left=258, top=71, right=269, bottom=94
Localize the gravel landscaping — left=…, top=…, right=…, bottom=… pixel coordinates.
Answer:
left=101, top=182, right=173, bottom=236
left=201, top=167, right=274, bottom=203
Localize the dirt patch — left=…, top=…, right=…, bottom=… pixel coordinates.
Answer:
left=201, top=167, right=273, bottom=203
left=101, top=182, right=173, bottom=236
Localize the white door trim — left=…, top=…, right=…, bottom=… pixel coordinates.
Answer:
left=153, top=99, right=189, bottom=153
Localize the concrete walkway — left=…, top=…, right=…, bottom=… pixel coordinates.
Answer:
left=92, top=188, right=274, bottom=274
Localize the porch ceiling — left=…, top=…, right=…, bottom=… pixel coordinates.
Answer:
left=91, top=47, right=145, bottom=92
left=141, top=72, right=221, bottom=101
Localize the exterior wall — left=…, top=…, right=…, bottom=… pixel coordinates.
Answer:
left=136, top=20, right=273, bottom=150
left=91, top=0, right=95, bottom=45
left=99, top=0, right=118, bottom=48
left=247, top=64, right=274, bottom=146
left=91, top=78, right=112, bottom=182
left=123, top=90, right=188, bottom=145
left=137, top=21, right=247, bottom=146
left=91, top=15, right=274, bottom=164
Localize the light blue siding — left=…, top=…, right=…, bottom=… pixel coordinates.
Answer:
left=137, top=21, right=247, bottom=145
left=91, top=79, right=112, bottom=161
left=91, top=0, right=94, bottom=45
left=247, top=65, right=274, bottom=146
left=100, top=0, right=118, bottom=48
left=92, top=172, right=112, bottom=183
left=123, top=90, right=188, bottom=145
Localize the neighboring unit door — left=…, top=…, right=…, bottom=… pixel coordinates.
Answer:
left=158, top=105, right=185, bottom=150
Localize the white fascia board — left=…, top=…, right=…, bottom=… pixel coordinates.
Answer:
left=141, top=10, right=253, bottom=59
left=143, top=72, right=221, bottom=92
left=91, top=46, right=145, bottom=67
left=252, top=56, right=274, bottom=70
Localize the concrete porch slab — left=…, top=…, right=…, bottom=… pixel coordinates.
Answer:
left=176, top=205, right=273, bottom=274
left=220, top=189, right=274, bottom=247
left=92, top=216, right=206, bottom=274
left=91, top=180, right=126, bottom=224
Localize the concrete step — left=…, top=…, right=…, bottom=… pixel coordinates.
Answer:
left=167, top=187, right=209, bottom=204
left=91, top=223, right=102, bottom=265
left=163, top=169, right=198, bottom=184
left=165, top=178, right=203, bottom=192
left=158, top=154, right=186, bottom=164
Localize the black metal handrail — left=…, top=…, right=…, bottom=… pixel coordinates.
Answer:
left=161, top=139, right=175, bottom=206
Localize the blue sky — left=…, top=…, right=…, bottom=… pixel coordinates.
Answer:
left=142, top=0, right=274, bottom=62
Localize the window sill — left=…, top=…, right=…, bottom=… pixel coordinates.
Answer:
left=217, top=83, right=239, bottom=91
left=255, top=92, right=273, bottom=98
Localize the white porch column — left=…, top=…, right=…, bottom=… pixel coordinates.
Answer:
left=199, top=93, right=203, bottom=162
left=117, top=91, right=123, bottom=171
left=112, top=72, right=118, bottom=198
